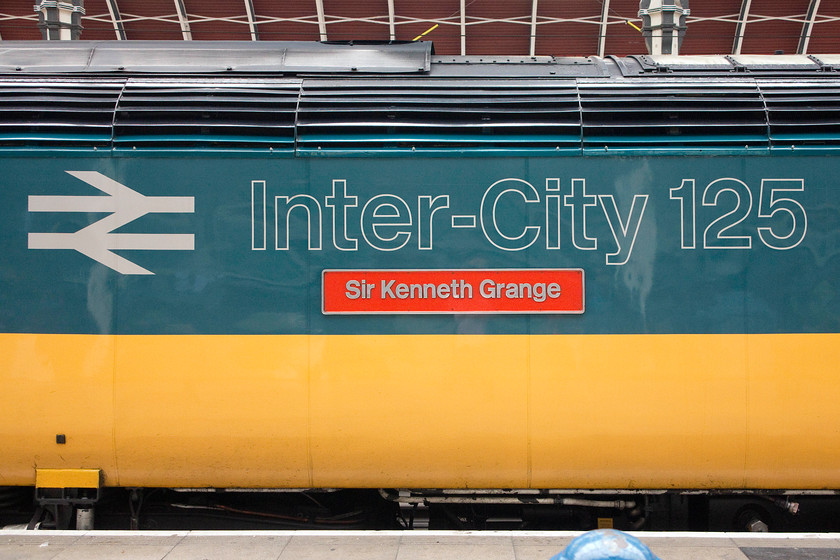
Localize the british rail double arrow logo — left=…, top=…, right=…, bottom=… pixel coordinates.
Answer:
left=28, top=171, right=195, bottom=275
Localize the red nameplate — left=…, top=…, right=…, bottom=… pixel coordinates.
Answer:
left=322, top=269, right=584, bottom=314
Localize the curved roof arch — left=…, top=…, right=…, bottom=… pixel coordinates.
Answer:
left=2, top=0, right=839, bottom=57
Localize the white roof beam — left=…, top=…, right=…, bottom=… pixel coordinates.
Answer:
left=598, top=0, right=610, bottom=58
left=529, top=0, right=538, bottom=56
left=387, top=0, right=395, bottom=41
left=174, top=0, right=192, bottom=40
left=315, top=0, right=327, bottom=41
left=732, top=0, right=751, bottom=55
left=105, top=0, right=126, bottom=40
left=244, top=0, right=258, bottom=40
left=798, top=0, right=821, bottom=54
left=460, top=0, right=466, bottom=55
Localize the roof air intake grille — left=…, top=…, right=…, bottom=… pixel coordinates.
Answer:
left=579, top=81, right=768, bottom=151
left=0, top=81, right=121, bottom=146
left=761, top=81, right=840, bottom=149
left=296, top=79, right=582, bottom=154
left=113, top=81, right=300, bottom=149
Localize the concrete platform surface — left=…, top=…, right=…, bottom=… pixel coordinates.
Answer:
left=2, top=530, right=840, bottom=560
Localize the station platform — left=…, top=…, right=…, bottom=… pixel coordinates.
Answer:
left=2, top=529, right=840, bottom=560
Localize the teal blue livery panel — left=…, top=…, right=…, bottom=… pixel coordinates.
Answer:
left=1, top=154, right=836, bottom=335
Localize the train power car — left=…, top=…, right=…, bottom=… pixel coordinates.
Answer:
left=1, top=41, right=840, bottom=531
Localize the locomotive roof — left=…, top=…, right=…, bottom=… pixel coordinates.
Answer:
left=1, top=41, right=840, bottom=78
left=2, top=41, right=840, bottom=153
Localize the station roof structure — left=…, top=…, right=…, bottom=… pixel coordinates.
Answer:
left=1, top=0, right=838, bottom=57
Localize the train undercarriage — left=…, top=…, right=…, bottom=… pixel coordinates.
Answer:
left=1, top=486, right=836, bottom=532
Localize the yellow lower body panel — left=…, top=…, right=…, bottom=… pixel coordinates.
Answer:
left=36, top=469, right=101, bottom=489
left=1, top=332, right=838, bottom=490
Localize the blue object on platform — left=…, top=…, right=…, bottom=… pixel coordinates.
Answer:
left=550, top=529, right=660, bottom=560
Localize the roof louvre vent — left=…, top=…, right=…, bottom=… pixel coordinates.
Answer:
left=761, top=81, right=840, bottom=149
left=579, top=81, right=768, bottom=151
left=296, top=79, right=582, bottom=154
left=0, top=81, right=121, bottom=146
left=113, top=80, right=300, bottom=149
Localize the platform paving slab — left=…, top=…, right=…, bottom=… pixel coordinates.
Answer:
left=0, top=530, right=838, bottom=560
left=164, top=534, right=291, bottom=560
left=741, top=550, right=840, bottom=560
